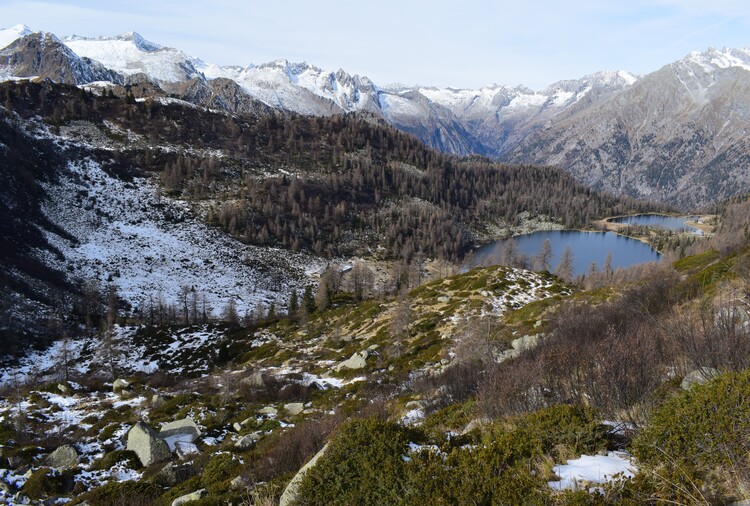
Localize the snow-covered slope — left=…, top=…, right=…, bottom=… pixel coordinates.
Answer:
left=0, top=31, right=121, bottom=85
left=39, top=156, right=318, bottom=318
left=4, top=24, right=750, bottom=205
left=203, top=59, right=381, bottom=115
left=0, top=111, right=321, bottom=321
left=0, top=23, right=31, bottom=49
left=64, top=32, right=204, bottom=83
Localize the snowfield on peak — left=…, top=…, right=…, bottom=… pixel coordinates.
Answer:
left=683, top=47, right=750, bottom=74
left=202, top=59, right=379, bottom=115
left=0, top=24, right=31, bottom=50
left=64, top=33, right=204, bottom=83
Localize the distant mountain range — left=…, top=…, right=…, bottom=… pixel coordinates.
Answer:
left=2, top=24, right=750, bottom=207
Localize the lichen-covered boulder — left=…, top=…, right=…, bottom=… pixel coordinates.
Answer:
left=112, top=378, right=130, bottom=393
left=235, top=432, right=262, bottom=450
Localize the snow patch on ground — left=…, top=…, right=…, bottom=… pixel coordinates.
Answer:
left=400, top=408, right=425, bottom=426
left=548, top=451, right=636, bottom=491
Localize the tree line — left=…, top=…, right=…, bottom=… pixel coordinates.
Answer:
left=1, top=80, right=664, bottom=263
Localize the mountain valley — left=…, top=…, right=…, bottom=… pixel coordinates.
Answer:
left=0, top=22, right=749, bottom=506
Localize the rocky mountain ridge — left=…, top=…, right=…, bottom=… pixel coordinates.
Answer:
left=2, top=25, right=749, bottom=206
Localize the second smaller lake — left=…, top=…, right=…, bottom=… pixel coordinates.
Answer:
left=610, top=214, right=702, bottom=234
left=467, top=230, right=661, bottom=278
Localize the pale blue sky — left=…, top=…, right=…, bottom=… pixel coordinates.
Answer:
left=2, top=0, right=750, bottom=89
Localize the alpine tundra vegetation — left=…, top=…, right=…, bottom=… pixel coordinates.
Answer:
left=0, top=22, right=749, bottom=506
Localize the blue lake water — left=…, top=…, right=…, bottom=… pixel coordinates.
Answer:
left=467, top=230, right=661, bottom=277
left=610, top=214, right=702, bottom=234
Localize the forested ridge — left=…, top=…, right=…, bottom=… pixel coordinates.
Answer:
left=2, top=80, right=662, bottom=261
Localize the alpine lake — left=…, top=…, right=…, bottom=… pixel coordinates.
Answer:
left=467, top=214, right=702, bottom=277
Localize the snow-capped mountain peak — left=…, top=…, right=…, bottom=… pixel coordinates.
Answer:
left=117, top=31, right=162, bottom=51
left=63, top=32, right=203, bottom=83
left=680, top=46, right=750, bottom=74
left=0, top=24, right=33, bottom=50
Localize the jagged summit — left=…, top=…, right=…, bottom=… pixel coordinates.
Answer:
left=1, top=26, right=749, bottom=205
left=685, top=46, right=750, bottom=69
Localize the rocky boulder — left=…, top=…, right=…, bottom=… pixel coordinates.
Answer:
left=241, top=371, right=266, bottom=388
left=230, top=475, right=250, bottom=490
left=235, top=432, right=263, bottom=450
left=160, top=418, right=201, bottom=451
left=175, top=441, right=199, bottom=460
left=280, top=443, right=329, bottom=506
left=335, top=350, right=370, bottom=371
left=153, top=462, right=197, bottom=487
left=681, top=367, right=720, bottom=390
left=127, top=421, right=171, bottom=467
left=284, top=402, right=305, bottom=416
left=112, top=378, right=130, bottom=393
left=172, top=488, right=207, bottom=506
left=233, top=416, right=256, bottom=432
left=46, top=444, right=78, bottom=469
left=151, top=394, right=165, bottom=409
left=496, top=334, right=543, bottom=362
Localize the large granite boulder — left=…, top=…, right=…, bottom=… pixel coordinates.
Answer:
left=284, top=402, right=305, bottom=416
left=127, top=421, right=171, bottom=467
left=46, top=444, right=79, bottom=469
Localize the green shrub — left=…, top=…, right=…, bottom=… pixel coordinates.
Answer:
left=22, top=467, right=75, bottom=500
left=632, top=369, right=750, bottom=503
left=295, top=406, right=605, bottom=505
left=513, top=404, right=606, bottom=459
left=91, top=449, right=142, bottom=471
left=202, top=452, right=241, bottom=494
left=295, top=418, right=418, bottom=505
left=672, top=249, right=720, bottom=272
left=76, top=480, right=162, bottom=506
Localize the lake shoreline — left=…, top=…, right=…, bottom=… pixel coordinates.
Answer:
left=467, top=229, right=661, bottom=277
